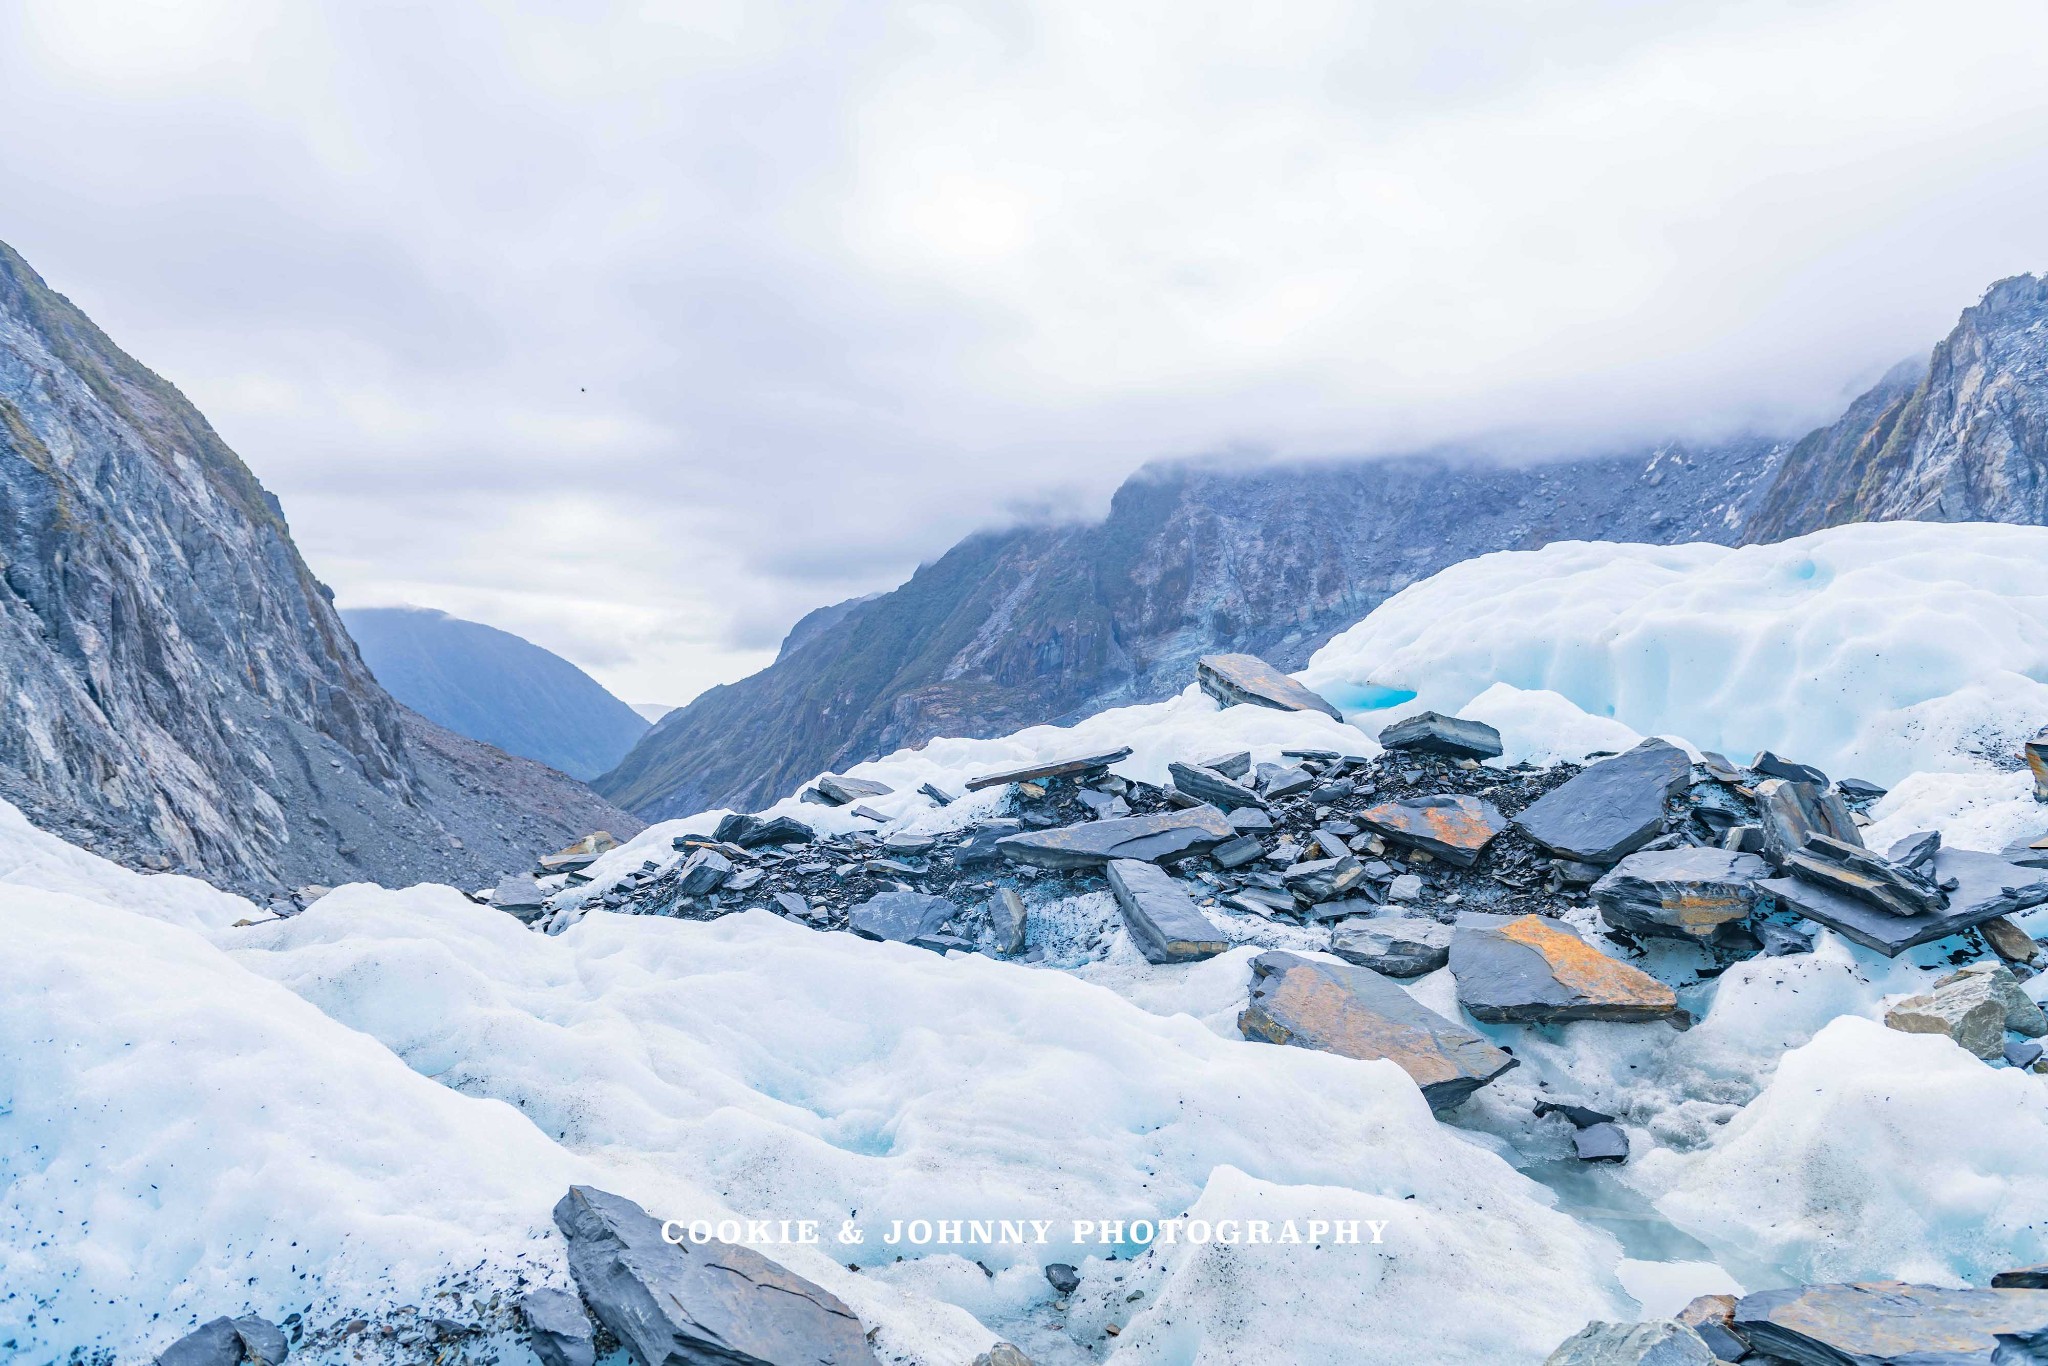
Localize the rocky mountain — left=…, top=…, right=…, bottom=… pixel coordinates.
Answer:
left=1744, top=273, right=2048, bottom=540
left=343, top=606, right=649, bottom=780
left=0, top=241, right=638, bottom=893
left=597, top=439, right=1786, bottom=818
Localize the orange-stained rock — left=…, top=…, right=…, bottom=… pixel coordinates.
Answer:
left=1356, top=793, right=1507, bottom=868
left=1450, top=914, right=1679, bottom=1023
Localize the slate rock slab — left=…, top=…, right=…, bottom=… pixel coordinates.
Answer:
left=807, top=774, right=894, bottom=806
left=1676, top=1294, right=1748, bottom=1362
left=1451, top=914, right=1680, bottom=1023
left=850, top=890, right=957, bottom=944
left=1573, top=1123, right=1630, bottom=1163
left=491, top=874, right=551, bottom=923
left=1513, top=740, right=1693, bottom=864
left=1756, top=778, right=1863, bottom=863
left=1783, top=833, right=1947, bottom=918
left=1591, top=847, right=1768, bottom=941
left=1168, top=760, right=1266, bottom=812
left=1994, top=1266, right=2048, bottom=1290
left=1357, top=793, right=1508, bottom=867
left=1107, top=859, right=1228, bottom=963
left=1377, top=711, right=1504, bottom=761
left=156, top=1316, right=289, bottom=1366
left=1760, top=847, right=2048, bottom=956
left=1239, top=951, right=1516, bottom=1111
left=1329, top=917, right=1455, bottom=977
left=997, top=806, right=1235, bottom=869
left=1196, top=653, right=1343, bottom=719
left=1753, top=750, right=1829, bottom=786
left=1540, top=1319, right=1715, bottom=1365
left=964, top=748, right=1134, bottom=791
left=1733, top=1281, right=2048, bottom=1366
left=989, top=888, right=1028, bottom=956
left=554, top=1185, right=878, bottom=1366
left=519, top=1289, right=596, bottom=1366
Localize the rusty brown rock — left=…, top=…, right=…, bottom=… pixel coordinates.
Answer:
left=1982, top=914, right=2041, bottom=964
left=1450, top=914, right=1680, bottom=1023
left=1239, top=951, right=1516, bottom=1111
left=1196, top=653, right=1343, bottom=720
left=1356, top=793, right=1507, bottom=868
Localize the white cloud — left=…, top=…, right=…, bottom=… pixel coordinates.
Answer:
left=3, top=0, right=2046, bottom=702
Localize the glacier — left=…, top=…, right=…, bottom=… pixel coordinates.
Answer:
left=11, top=520, right=2048, bottom=1363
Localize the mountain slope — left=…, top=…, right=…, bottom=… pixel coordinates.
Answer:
left=597, top=439, right=1784, bottom=817
left=0, top=241, right=637, bottom=892
left=1743, top=273, right=2048, bottom=540
left=343, top=606, right=649, bottom=780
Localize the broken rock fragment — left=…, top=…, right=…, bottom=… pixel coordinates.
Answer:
left=519, top=1289, right=595, bottom=1366
left=805, top=774, right=894, bottom=806
left=555, top=1185, right=878, bottom=1366
left=1356, top=793, right=1507, bottom=868
left=1239, top=951, right=1516, bottom=1111
left=1106, top=859, right=1228, bottom=963
left=1781, top=833, right=1946, bottom=918
left=1591, top=846, right=1768, bottom=941
left=1329, top=917, right=1455, bottom=977
left=1196, top=653, right=1343, bottom=719
left=1540, top=1319, right=1715, bottom=1366
left=997, top=806, right=1235, bottom=870
left=1451, top=914, right=1680, bottom=1023
left=963, top=748, right=1134, bottom=792
left=849, top=890, right=956, bottom=944
left=1513, top=740, right=1693, bottom=864
left=155, top=1316, right=289, bottom=1366
left=1760, top=847, right=2048, bottom=956
left=1734, top=1281, right=2048, bottom=1366
left=1376, top=711, right=1504, bottom=761
left=1755, top=778, right=1862, bottom=863
left=1167, top=760, right=1266, bottom=812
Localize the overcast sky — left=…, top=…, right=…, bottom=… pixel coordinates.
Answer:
left=5, top=0, right=2048, bottom=703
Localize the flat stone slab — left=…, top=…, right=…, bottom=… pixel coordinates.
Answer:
left=555, top=1185, right=877, bottom=1366
left=1592, top=847, right=1769, bottom=941
left=997, top=806, right=1235, bottom=869
left=1760, top=847, right=2048, bottom=956
left=1541, top=1319, right=1713, bottom=1365
left=1168, top=760, right=1265, bottom=811
left=156, top=1316, right=289, bottom=1366
left=1513, top=740, right=1693, bottom=864
left=491, top=874, right=550, bottom=923
left=1197, top=653, right=1343, bottom=720
left=1239, top=951, right=1516, bottom=1111
left=1377, top=711, right=1504, bottom=761
left=1329, top=917, right=1455, bottom=977
left=1357, top=793, right=1507, bottom=867
left=1733, top=1281, right=2048, bottom=1366
left=805, top=774, right=895, bottom=806
left=963, top=748, right=1134, bottom=791
left=1451, top=914, right=1679, bottom=1023
left=1757, top=778, right=1863, bottom=862
left=849, top=890, right=957, bottom=944
left=1106, top=859, right=1228, bottom=963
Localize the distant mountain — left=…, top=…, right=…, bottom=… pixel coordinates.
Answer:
left=1744, top=273, right=2048, bottom=540
left=344, top=607, right=649, bottom=780
left=595, top=438, right=1786, bottom=818
left=0, top=241, right=639, bottom=892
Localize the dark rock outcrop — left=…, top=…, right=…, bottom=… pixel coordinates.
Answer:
left=1512, top=740, right=1692, bottom=865
left=0, top=241, right=639, bottom=893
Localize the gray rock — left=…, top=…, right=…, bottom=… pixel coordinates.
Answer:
left=2030, top=726, right=2048, bottom=801
left=1356, top=793, right=1508, bottom=867
left=2007, top=1039, right=2046, bottom=1070
left=1211, top=834, right=1266, bottom=869
left=554, top=1185, right=877, bottom=1366
left=1259, top=765, right=1317, bottom=798
left=490, top=874, right=551, bottom=924
left=989, top=888, right=1028, bottom=955
left=674, top=848, right=733, bottom=898
left=1329, top=917, right=1454, bottom=977
left=156, top=1316, right=289, bottom=1366
left=1199, top=751, right=1253, bottom=780
left=519, top=1289, right=595, bottom=1366
left=1755, top=778, right=1862, bottom=864
left=1376, top=711, right=1504, bottom=760
left=1721, top=824, right=1767, bottom=855
left=1045, top=1263, right=1081, bottom=1295
left=1946, top=961, right=2048, bottom=1035
left=1106, top=860, right=1228, bottom=963
left=1591, top=847, right=1768, bottom=942
left=1753, top=750, right=1829, bottom=786
left=1228, top=807, right=1274, bottom=833
left=1759, top=847, right=2048, bottom=956
left=1836, top=777, right=1888, bottom=801
left=1535, top=1100, right=1618, bottom=1128
left=919, top=782, right=956, bottom=806
left=808, top=774, right=895, bottom=806
left=1282, top=855, right=1369, bottom=904
left=850, top=891, right=957, bottom=944
left=1573, top=1123, right=1630, bottom=1163
left=972, top=1345, right=1036, bottom=1366
left=1513, top=740, right=1693, bottom=864
left=1781, top=833, right=1947, bottom=918
left=1760, top=921, right=1814, bottom=956
left=738, top=816, right=814, bottom=847
left=1239, top=951, right=1516, bottom=1111
left=1673, top=1294, right=1747, bottom=1362
left=1734, top=1281, right=2048, bottom=1366
left=963, top=748, right=1134, bottom=792
left=1542, top=1319, right=1715, bottom=1366
left=997, top=806, right=1237, bottom=869
left=1196, top=653, right=1343, bottom=719
left=1994, top=1265, right=2048, bottom=1289
left=1387, top=873, right=1424, bottom=902
left=724, top=867, right=765, bottom=893
left=772, top=891, right=813, bottom=920
left=1982, top=914, right=2040, bottom=964
left=1888, top=829, right=1943, bottom=871
left=883, top=831, right=936, bottom=854
left=1168, top=761, right=1266, bottom=812
left=1451, top=914, right=1680, bottom=1023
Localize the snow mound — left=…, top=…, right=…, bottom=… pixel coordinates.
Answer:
left=1301, top=521, right=2048, bottom=786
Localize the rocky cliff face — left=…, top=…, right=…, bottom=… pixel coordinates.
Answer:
left=0, top=242, right=636, bottom=892
left=1744, top=274, right=2048, bottom=540
left=599, top=439, right=1784, bottom=818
